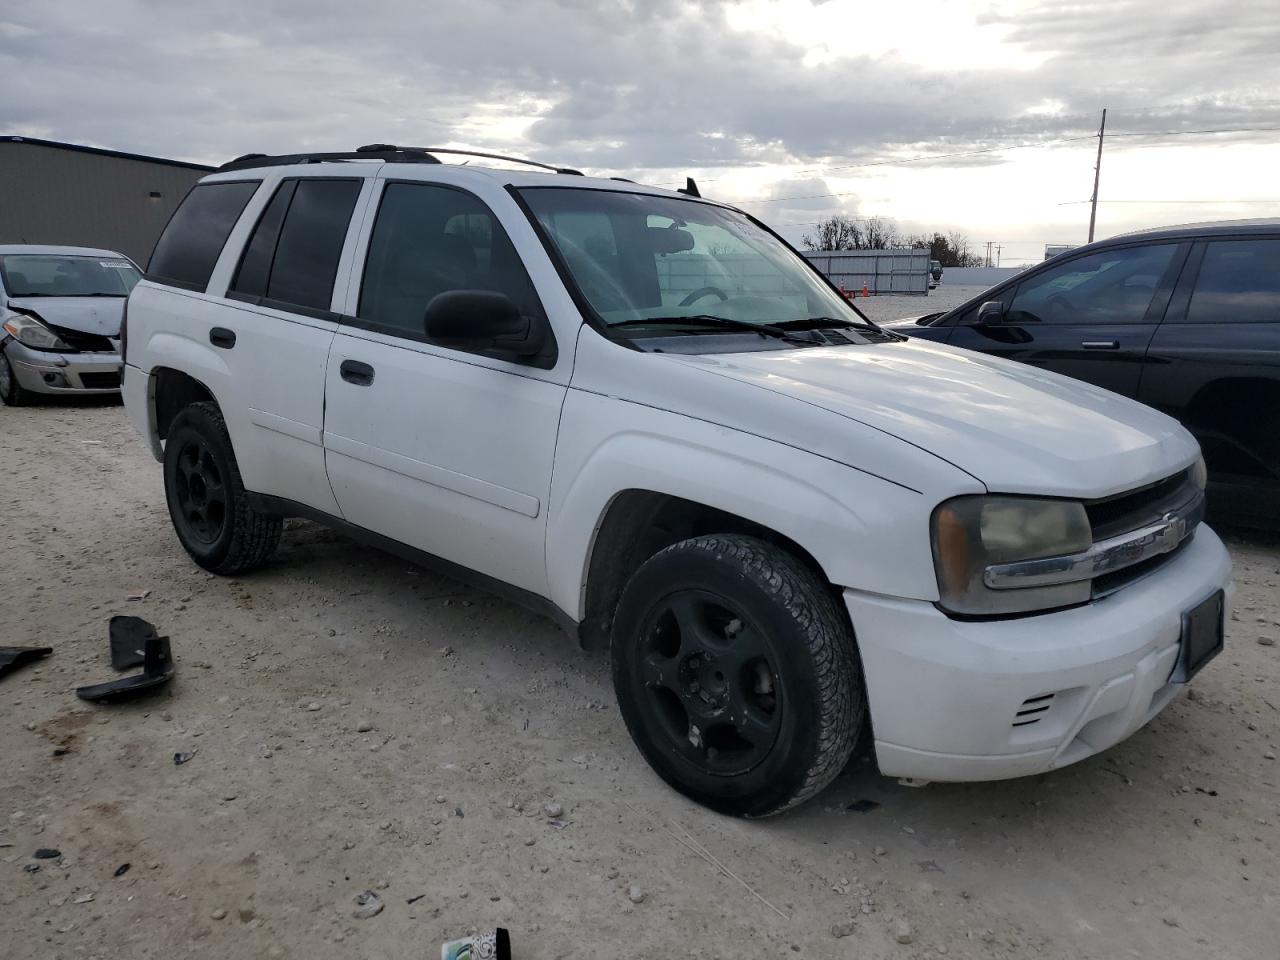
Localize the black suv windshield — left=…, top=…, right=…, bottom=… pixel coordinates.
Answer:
left=0, top=255, right=141, bottom=297
left=519, top=187, right=872, bottom=332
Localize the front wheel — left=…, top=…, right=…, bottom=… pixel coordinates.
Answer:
left=611, top=534, right=864, bottom=817
left=163, top=401, right=282, bottom=575
left=0, top=350, right=34, bottom=406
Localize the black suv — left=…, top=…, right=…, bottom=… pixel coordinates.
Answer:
left=891, top=220, right=1280, bottom=527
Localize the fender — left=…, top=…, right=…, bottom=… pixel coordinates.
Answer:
left=545, top=388, right=978, bottom=621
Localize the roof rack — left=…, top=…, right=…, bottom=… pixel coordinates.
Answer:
left=217, top=147, right=440, bottom=172
left=391, top=145, right=583, bottom=176
left=216, top=144, right=584, bottom=176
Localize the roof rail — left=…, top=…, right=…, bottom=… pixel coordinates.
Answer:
left=390, top=145, right=584, bottom=176
left=216, top=146, right=441, bottom=172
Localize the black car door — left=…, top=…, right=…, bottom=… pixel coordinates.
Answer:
left=946, top=242, right=1187, bottom=397
left=1139, top=236, right=1280, bottom=523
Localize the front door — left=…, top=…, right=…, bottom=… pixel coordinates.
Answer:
left=948, top=242, right=1186, bottom=397
left=322, top=180, right=568, bottom=596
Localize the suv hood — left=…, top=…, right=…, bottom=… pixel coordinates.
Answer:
left=670, top=338, right=1198, bottom=500
left=6, top=296, right=124, bottom=337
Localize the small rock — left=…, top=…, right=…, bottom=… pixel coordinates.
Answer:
left=305, top=702, right=321, bottom=712
left=1162, top=916, right=1180, bottom=928
left=266, top=946, right=285, bottom=959
left=33, top=848, right=61, bottom=859
left=894, top=920, right=914, bottom=944
left=831, top=920, right=857, bottom=939
left=440, top=646, right=454, bottom=657
left=1187, top=688, right=1200, bottom=701
left=379, top=820, right=392, bottom=831
left=211, top=908, right=228, bottom=920
left=356, top=720, right=374, bottom=733
left=1259, top=636, right=1276, bottom=647
left=174, top=751, right=196, bottom=765
left=1265, top=750, right=1277, bottom=760
left=160, top=712, right=173, bottom=722
left=238, top=907, right=256, bottom=923
left=436, top=795, right=447, bottom=804
left=543, top=802, right=564, bottom=818
left=627, top=885, right=645, bottom=904
left=353, top=890, right=384, bottom=919
left=22, top=863, right=39, bottom=874
left=524, top=838, right=536, bottom=846
left=873, top=845, right=888, bottom=857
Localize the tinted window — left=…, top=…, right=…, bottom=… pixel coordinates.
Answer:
left=358, top=182, right=544, bottom=335
left=1007, top=244, right=1176, bottom=325
left=149, top=181, right=259, bottom=290
left=230, top=181, right=296, bottom=299
left=265, top=179, right=362, bottom=311
left=1185, top=239, right=1280, bottom=324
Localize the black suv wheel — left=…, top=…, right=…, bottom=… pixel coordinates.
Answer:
left=612, top=534, right=864, bottom=817
left=163, top=401, right=282, bottom=574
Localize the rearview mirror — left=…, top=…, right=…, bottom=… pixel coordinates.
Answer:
left=647, top=226, right=695, bottom=255
left=423, top=290, right=546, bottom=360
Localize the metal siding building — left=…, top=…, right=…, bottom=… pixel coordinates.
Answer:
left=0, top=136, right=212, bottom=266
left=803, top=248, right=930, bottom=296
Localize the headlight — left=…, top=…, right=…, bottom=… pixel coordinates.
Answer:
left=931, top=495, right=1092, bottom=616
left=1190, top=454, right=1207, bottom=491
left=2, top=313, right=71, bottom=351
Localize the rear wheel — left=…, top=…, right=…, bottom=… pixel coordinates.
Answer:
left=0, top=350, right=34, bottom=406
left=163, top=401, right=281, bottom=574
left=611, top=534, right=863, bottom=817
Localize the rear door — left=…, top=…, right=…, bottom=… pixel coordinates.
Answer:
left=1140, top=236, right=1280, bottom=518
left=206, top=174, right=372, bottom=515
left=322, top=178, right=568, bottom=596
left=947, top=242, right=1186, bottom=397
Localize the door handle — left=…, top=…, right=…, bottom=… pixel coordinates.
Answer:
left=209, top=327, right=236, bottom=349
left=1081, top=340, right=1120, bottom=350
left=339, top=359, right=375, bottom=386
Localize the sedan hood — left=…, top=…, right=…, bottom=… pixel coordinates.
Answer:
left=670, top=338, right=1198, bottom=499
left=7, top=296, right=124, bottom=336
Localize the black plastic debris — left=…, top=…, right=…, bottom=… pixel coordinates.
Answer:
left=405, top=893, right=426, bottom=905
left=22, top=863, right=39, bottom=874
left=33, top=848, right=61, bottom=859
left=0, top=646, right=52, bottom=682
left=174, top=751, right=196, bottom=766
left=77, top=618, right=174, bottom=704
left=109, top=616, right=160, bottom=670
left=114, top=863, right=131, bottom=877
left=847, top=799, right=881, bottom=813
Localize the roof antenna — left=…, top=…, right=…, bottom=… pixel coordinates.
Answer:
left=677, top=177, right=701, bottom=198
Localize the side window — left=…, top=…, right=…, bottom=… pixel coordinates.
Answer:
left=1184, top=239, right=1280, bottom=324
left=1007, top=244, right=1176, bottom=324
left=230, top=178, right=361, bottom=312
left=358, top=182, right=544, bottom=336
left=148, top=180, right=260, bottom=291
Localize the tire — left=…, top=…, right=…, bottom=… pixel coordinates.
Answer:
left=0, top=349, right=35, bottom=406
left=163, top=401, right=282, bottom=575
left=611, top=534, right=864, bottom=817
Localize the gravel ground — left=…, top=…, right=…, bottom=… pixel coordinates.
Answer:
left=2, top=387, right=1278, bottom=959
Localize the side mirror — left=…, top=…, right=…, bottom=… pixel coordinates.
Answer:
left=423, top=290, right=546, bottom=359
left=975, top=300, right=1007, bottom=325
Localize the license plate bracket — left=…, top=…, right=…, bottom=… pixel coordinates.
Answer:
left=1170, top=589, right=1224, bottom=683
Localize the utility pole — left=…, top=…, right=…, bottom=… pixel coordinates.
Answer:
left=995, top=244, right=1002, bottom=267
left=1087, top=107, right=1107, bottom=243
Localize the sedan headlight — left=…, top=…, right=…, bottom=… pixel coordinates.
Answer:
left=3, top=313, right=71, bottom=351
left=931, top=495, right=1092, bottom=616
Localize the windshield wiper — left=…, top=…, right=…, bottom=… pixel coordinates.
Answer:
left=610, top=315, right=819, bottom=345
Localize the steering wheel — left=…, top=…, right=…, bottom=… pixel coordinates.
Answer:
left=1046, top=292, right=1075, bottom=317
left=679, top=286, right=729, bottom=307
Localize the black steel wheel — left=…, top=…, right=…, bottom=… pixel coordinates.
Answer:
left=163, top=402, right=282, bottom=574
left=612, top=534, right=863, bottom=817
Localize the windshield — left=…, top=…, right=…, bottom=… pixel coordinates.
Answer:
left=519, top=188, right=867, bottom=330
left=0, top=255, right=141, bottom=297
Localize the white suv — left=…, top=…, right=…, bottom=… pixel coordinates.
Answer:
left=123, top=145, right=1231, bottom=816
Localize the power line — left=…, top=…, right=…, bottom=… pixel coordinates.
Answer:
left=1059, top=198, right=1280, bottom=205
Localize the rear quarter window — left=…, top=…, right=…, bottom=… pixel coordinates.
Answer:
left=148, top=180, right=260, bottom=291
left=1184, top=238, right=1280, bottom=324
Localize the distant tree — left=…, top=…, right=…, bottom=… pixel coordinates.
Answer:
left=802, top=215, right=864, bottom=251
left=804, top=216, right=983, bottom=263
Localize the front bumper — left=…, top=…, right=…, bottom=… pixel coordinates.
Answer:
left=847, top=526, right=1233, bottom=782
left=4, top=339, right=123, bottom=394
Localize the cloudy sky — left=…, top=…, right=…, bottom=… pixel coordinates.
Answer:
left=3, top=0, right=1278, bottom=263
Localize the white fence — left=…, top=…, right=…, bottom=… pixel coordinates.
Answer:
left=803, top=249, right=930, bottom=296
